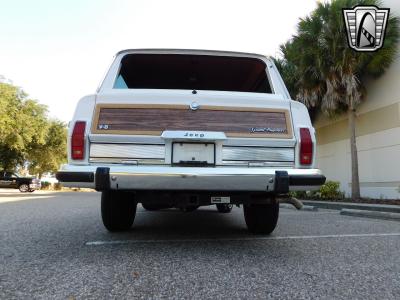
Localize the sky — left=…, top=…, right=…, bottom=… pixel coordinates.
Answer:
left=0, top=0, right=317, bottom=122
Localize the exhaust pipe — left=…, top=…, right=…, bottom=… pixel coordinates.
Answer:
left=278, top=197, right=304, bottom=210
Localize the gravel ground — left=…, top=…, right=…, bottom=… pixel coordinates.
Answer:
left=1, top=190, right=400, bottom=299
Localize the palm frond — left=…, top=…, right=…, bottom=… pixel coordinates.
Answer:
left=277, top=0, right=399, bottom=118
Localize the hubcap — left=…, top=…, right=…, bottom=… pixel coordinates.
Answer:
left=20, top=184, right=29, bottom=192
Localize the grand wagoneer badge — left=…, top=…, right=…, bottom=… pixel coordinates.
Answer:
left=250, top=127, right=287, bottom=133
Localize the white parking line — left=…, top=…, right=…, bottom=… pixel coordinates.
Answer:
left=86, top=232, right=400, bottom=245
left=0, top=195, right=53, bottom=203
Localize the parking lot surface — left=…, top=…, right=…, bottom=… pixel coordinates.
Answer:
left=1, top=190, right=400, bottom=299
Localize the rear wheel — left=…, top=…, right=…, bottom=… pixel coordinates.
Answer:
left=101, top=191, right=137, bottom=231
left=18, top=184, right=29, bottom=193
left=216, top=203, right=233, bottom=213
left=243, top=198, right=279, bottom=234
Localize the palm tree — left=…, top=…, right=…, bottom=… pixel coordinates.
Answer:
left=279, top=0, right=399, bottom=200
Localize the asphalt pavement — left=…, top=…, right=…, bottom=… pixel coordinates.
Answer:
left=1, top=190, right=400, bottom=299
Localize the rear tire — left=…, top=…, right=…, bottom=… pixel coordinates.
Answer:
left=243, top=199, right=279, bottom=234
left=101, top=191, right=137, bottom=232
left=216, top=203, right=233, bottom=213
left=18, top=184, right=29, bottom=193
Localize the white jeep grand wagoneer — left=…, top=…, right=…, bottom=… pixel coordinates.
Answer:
left=56, top=49, right=325, bottom=234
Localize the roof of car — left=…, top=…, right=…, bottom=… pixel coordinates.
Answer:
left=115, top=49, right=269, bottom=61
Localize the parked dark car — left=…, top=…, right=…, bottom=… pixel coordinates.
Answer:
left=0, top=171, right=41, bottom=192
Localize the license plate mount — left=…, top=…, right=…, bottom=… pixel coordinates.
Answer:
left=172, top=142, right=215, bottom=166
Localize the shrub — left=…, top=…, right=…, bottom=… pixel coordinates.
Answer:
left=54, top=182, right=63, bottom=190
left=307, top=190, right=321, bottom=199
left=289, top=191, right=307, bottom=199
left=41, top=181, right=51, bottom=190
left=319, top=181, right=343, bottom=200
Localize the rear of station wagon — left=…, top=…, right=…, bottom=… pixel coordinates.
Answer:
left=56, top=49, right=325, bottom=234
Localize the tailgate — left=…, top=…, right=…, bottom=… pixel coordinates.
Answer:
left=91, top=104, right=292, bottom=139
left=89, top=90, right=295, bottom=167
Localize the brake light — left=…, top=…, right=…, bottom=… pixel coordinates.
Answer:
left=71, top=121, right=86, bottom=160
left=299, top=128, right=313, bottom=165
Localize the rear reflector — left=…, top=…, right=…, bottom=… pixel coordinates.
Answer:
left=299, top=128, right=313, bottom=165
left=71, top=121, right=86, bottom=160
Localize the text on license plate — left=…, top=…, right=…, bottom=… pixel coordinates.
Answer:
left=211, top=196, right=230, bottom=204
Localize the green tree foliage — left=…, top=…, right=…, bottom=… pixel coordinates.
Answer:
left=0, top=81, right=67, bottom=175
left=27, top=120, right=67, bottom=177
left=277, top=0, right=399, bottom=199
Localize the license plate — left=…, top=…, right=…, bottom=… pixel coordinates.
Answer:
left=172, top=143, right=215, bottom=165
left=211, top=196, right=230, bottom=204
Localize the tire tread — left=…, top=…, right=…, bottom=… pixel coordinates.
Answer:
left=101, top=191, right=137, bottom=231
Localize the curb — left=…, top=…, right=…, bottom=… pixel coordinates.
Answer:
left=279, top=203, right=318, bottom=211
left=340, top=208, right=400, bottom=222
left=302, top=200, right=400, bottom=214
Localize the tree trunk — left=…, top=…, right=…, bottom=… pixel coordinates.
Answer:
left=348, top=108, right=361, bottom=200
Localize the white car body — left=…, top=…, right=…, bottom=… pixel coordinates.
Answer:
left=57, top=49, right=325, bottom=193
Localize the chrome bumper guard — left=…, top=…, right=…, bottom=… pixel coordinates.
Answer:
left=56, top=165, right=326, bottom=192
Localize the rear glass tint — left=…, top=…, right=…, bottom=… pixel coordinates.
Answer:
left=114, top=54, right=272, bottom=93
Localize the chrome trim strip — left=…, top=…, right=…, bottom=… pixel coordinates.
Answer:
left=89, top=134, right=165, bottom=144
left=89, top=157, right=166, bottom=165
left=222, top=161, right=294, bottom=167
left=222, top=146, right=294, bottom=162
left=90, top=143, right=165, bottom=159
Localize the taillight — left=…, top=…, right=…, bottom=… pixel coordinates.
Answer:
left=299, top=128, right=313, bottom=165
left=71, top=121, right=86, bottom=160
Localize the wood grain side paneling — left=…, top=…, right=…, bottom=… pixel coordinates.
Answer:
left=92, top=104, right=293, bottom=138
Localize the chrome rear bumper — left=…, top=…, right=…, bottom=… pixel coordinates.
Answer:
left=29, top=183, right=41, bottom=190
left=56, top=165, right=325, bottom=192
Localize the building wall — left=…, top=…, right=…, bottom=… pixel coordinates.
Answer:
left=315, top=0, right=400, bottom=199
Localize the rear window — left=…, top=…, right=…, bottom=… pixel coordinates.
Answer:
left=114, top=54, right=272, bottom=93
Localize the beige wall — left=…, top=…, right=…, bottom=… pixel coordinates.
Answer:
left=315, top=0, right=400, bottom=199
left=317, top=126, right=400, bottom=198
